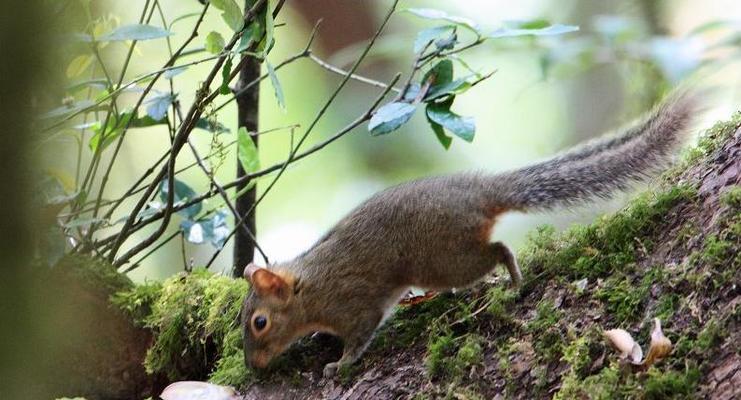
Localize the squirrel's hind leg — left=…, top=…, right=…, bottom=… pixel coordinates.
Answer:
left=491, top=241, right=522, bottom=287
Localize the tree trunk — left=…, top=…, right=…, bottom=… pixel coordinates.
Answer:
left=233, top=42, right=261, bottom=277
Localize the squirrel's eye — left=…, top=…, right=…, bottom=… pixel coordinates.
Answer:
left=253, top=315, right=268, bottom=331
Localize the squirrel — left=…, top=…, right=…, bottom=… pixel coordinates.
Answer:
left=240, top=90, right=701, bottom=378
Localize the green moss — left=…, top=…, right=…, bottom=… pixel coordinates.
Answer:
left=720, top=185, right=741, bottom=208
left=425, top=331, right=456, bottom=378
left=58, top=254, right=133, bottom=294
left=520, top=186, right=695, bottom=285
left=527, top=299, right=565, bottom=362
left=425, top=333, right=483, bottom=380
left=561, top=330, right=598, bottom=378
left=554, top=361, right=624, bottom=400
left=112, top=268, right=250, bottom=385
left=695, top=318, right=724, bottom=352
left=643, top=365, right=701, bottom=400
left=669, top=112, right=740, bottom=177
left=376, top=294, right=452, bottom=349
left=486, top=286, right=518, bottom=322
left=653, top=293, right=680, bottom=322
left=526, top=299, right=562, bottom=334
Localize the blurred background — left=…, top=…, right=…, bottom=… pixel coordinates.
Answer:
left=39, top=0, right=741, bottom=281
left=2, top=1, right=739, bottom=399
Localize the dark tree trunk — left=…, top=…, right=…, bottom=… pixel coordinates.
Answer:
left=233, top=49, right=261, bottom=276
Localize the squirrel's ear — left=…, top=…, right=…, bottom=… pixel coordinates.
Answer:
left=248, top=267, right=290, bottom=302
left=243, top=263, right=261, bottom=281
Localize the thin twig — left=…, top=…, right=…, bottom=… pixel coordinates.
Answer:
left=308, top=53, right=401, bottom=93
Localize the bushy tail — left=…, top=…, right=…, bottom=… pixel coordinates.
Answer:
left=491, top=90, right=702, bottom=211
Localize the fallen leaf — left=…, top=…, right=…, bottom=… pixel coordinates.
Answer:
left=160, top=381, right=239, bottom=400
left=642, top=318, right=672, bottom=368
left=603, top=328, right=643, bottom=364
left=603, top=318, right=673, bottom=370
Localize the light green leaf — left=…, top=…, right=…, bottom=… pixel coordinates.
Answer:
left=368, top=102, right=416, bottom=136
left=163, top=66, right=187, bottom=79
left=237, top=126, right=260, bottom=173
left=220, top=56, right=233, bottom=95
left=426, top=101, right=475, bottom=142
left=266, top=61, right=285, bottom=111
left=488, top=24, right=579, bottom=39
left=144, top=93, right=175, bottom=120
left=195, top=118, right=230, bottom=134
left=263, top=0, right=276, bottom=54
left=205, top=31, right=226, bottom=54
left=97, top=24, right=172, bottom=41
left=405, top=8, right=480, bottom=33
left=414, top=25, right=456, bottom=53
left=210, top=0, right=244, bottom=32
left=160, top=178, right=202, bottom=218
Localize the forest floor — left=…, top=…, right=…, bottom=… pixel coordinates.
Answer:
left=70, top=113, right=740, bottom=400
left=230, top=113, right=740, bottom=399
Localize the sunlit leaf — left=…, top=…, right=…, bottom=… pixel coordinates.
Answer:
left=405, top=8, right=480, bottom=33
left=237, top=127, right=259, bottom=173
left=160, top=178, right=202, bottom=219
left=368, top=102, right=416, bottom=136
left=41, top=99, right=97, bottom=119
left=210, top=0, right=244, bottom=32
left=181, top=211, right=230, bottom=248
left=488, top=23, right=579, bottom=39
left=145, top=93, right=175, bottom=121
left=414, top=25, right=456, bottom=53
left=97, top=24, right=172, bottom=41
left=205, top=31, right=226, bottom=54
left=66, top=55, right=94, bottom=78
left=163, top=66, right=187, bottom=80
left=266, top=61, right=285, bottom=111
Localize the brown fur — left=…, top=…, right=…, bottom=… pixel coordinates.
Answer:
left=240, top=90, right=702, bottom=378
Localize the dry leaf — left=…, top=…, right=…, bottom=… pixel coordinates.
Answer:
left=603, top=329, right=643, bottom=363
left=160, top=381, right=239, bottom=400
left=642, top=318, right=672, bottom=368
left=603, top=318, right=673, bottom=370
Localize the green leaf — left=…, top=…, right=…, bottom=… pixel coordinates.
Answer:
left=97, top=24, right=172, bottom=41
left=488, top=23, right=579, bottom=39
left=424, top=77, right=473, bottom=101
left=422, top=59, right=453, bottom=87
left=426, top=101, right=475, bottom=142
left=237, top=127, right=260, bottom=173
left=414, top=25, right=456, bottom=53
left=368, top=102, right=416, bottom=136
left=181, top=210, right=229, bottom=248
left=266, top=61, right=285, bottom=111
left=88, top=111, right=134, bottom=152
left=421, top=59, right=475, bottom=101
left=88, top=110, right=167, bottom=152
left=144, top=93, right=175, bottom=120
left=429, top=120, right=452, bottom=149
left=220, top=56, right=233, bottom=95
left=41, top=99, right=97, bottom=119
left=405, top=8, right=480, bottom=33
left=195, top=118, right=230, bottom=134
left=160, top=178, right=202, bottom=219
left=205, top=31, right=226, bottom=54
left=263, top=0, right=276, bottom=54
left=163, top=66, right=187, bottom=79
left=210, top=0, right=244, bottom=32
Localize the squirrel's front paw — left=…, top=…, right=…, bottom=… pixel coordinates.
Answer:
left=323, top=362, right=339, bottom=379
